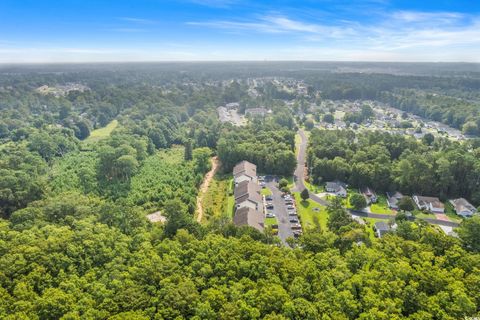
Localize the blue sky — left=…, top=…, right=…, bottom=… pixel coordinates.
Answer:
left=1, top=0, right=480, bottom=62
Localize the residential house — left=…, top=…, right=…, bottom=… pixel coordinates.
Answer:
left=233, top=207, right=264, bottom=232
left=386, top=191, right=404, bottom=209
left=234, top=180, right=261, bottom=201
left=374, top=221, right=390, bottom=238
left=361, top=187, right=377, bottom=204
left=413, top=195, right=445, bottom=213
left=326, top=180, right=347, bottom=197
left=449, top=198, right=477, bottom=217
left=235, top=189, right=263, bottom=212
left=233, top=160, right=257, bottom=185
left=225, top=102, right=240, bottom=110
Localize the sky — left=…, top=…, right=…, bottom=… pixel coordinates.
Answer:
left=1, top=0, right=480, bottom=63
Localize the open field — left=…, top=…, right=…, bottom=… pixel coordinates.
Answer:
left=84, top=119, right=118, bottom=143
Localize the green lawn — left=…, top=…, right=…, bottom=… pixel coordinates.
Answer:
left=444, top=202, right=463, bottom=223
left=84, top=119, right=118, bottom=143
left=293, top=192, right=328, bottom=231
left=265, top=217, right=278, bottom=226
left=261, top=187, right=272, bottom=196
left=304, top=180, right=324, bottom=193
left=369, top=195, right=394, bottom=214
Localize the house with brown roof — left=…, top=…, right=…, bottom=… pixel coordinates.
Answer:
left=449, top=198, right=477, bottom=217
left=413, top=195, right=445, bottom=213
left=234, top=180, right=261, bottom=200
left=361, top=187, right=377, bottom=204
left=235, top=189, right=263, bottom=212
left=233, top=160, right=257, bottom=185
left=233, top=207, right=264, bottom=232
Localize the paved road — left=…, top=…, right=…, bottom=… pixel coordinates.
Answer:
left=293, top=129, right=329, bottom=206
left=266, top=178, right=294, bottom=244
left=294, top=129, right=460, bottom=228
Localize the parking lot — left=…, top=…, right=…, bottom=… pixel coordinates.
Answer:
left=262, top=176, right=302, bottom=244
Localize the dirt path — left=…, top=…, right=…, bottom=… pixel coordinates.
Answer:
left=196, top=156, right=220, bottom=223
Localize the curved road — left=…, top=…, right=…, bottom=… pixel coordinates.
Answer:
left=294, top=129, right=460, bottom=228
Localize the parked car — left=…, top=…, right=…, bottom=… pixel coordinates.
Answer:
left=291, top=224, right=302, bottom=230
left=266, top=204, right=274, bottom=210
left=286, top=205, right=295, bottom=210
left=289, top=218, right=299, bottom=223
left=288, top=211, right=297, bottom=216
left=266, top=213, right=275, bottom=218
left=265, top=195, right=273, bottom=201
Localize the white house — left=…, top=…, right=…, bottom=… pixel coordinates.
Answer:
left=413, top=195, right=445, bottom=213
left=449, top=198, right=477, bottom=217
left=326, top=181, right=347, bottom=197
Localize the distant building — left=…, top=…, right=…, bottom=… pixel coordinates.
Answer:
left=449, top=198, right=477, bottom=217
left=374, top=221, right=390, bottom=238
left=325, top=180, right=347, bottom=197
left=386, top=191, right=404, bottom=209
left=245, top=107, right=267, bottom=117
left=413, top=195, right=445, bottom=213
left=233, top=160, right=257, bottom=185
left=233, top=207, right=264, bottom=232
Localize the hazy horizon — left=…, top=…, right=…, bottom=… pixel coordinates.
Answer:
left=1, top=0, right=480, bottom=63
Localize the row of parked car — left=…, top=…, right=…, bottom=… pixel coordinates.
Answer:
left=283, top=193, right=303, bottom=238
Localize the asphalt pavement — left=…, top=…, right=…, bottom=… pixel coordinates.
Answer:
left=265, top=177, right=294, bottom=244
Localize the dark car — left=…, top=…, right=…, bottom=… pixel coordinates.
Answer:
left=289, top=218, right=299, bottom=223
left=265, top=195, right=273, bottom=201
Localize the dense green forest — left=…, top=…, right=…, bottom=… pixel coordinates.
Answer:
left=1, top=63, right=480, bottom=318
left=307, top=129, right=480, bottom=205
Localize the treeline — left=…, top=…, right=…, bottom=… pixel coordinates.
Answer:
left=307, top=129, right=480, bottom=205
left=217, top=122, right=297, bottom=176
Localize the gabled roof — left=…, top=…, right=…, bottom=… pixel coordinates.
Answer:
left=233, top=160, right=257, bottom=178
left=386, top=191, right=403, bottom=200
left=374, top=221, right=390, bottom=231
left=233, top=207, right=264, bottom=231
left=414, top=195, right=444, bottom=209
left=234, top=180, right=261, bottom=200
left=236, top=191, right=262, bottom=205
left=450, top=198, right=477, bottom=213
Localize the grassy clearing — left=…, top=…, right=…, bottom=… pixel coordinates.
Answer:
left=370, top=195, right=394, bottom=214
left=261, top=187, right=272, bottom=196
left=84, top=119, right=118, bottom=143
left=201, top=174, right=230, bottom=222
left=444, top=202, right=463, bottom=223
left=293, top=192, right=328, bottom=231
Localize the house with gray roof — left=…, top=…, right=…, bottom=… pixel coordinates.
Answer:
left=233, top=160, right=257, bottom=185
left=374, top=221, right=390, bottom=238
left=449, top=198, right=477, bottom=217
left=386, top=191, right=404, bottom=209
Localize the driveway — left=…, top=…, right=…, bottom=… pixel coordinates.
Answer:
left=265, top=177, right=294, bottom=244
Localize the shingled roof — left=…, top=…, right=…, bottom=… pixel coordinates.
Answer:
left=233, top=207, right=264, bottom=231
left=233, top=160, right=256, bottom=178
left=234, top=180, right=261, bottom=200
